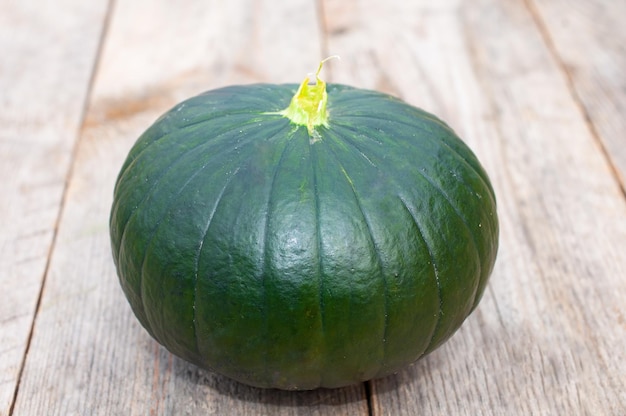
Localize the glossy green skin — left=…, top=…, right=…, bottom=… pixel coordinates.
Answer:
left=110, top=84, right=498, bottom=390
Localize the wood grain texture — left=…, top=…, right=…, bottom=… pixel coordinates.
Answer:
left=9, top=0, right=368, bottom=415
left=0, top=1, right=110, bottom=414
left=526, top=0, right=626, bottom=190
left=322, top=0, right=626, bottom=414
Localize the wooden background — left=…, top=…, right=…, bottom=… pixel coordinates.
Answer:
left=1, top=0, right=625, bottom=414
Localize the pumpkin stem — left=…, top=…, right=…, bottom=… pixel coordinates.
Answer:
left=281, top=56, right=339, bottom=135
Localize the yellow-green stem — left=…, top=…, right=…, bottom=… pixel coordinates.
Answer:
left=280, top=57, right=338, bottom=135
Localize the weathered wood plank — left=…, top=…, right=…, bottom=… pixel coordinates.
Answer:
left=322, top=0, right=626, bottom=414
left=0, top=1, right=110, bottom=414
left=10, top=0, right=370, bottom=415
left=526, top=0, right=626, bottom=190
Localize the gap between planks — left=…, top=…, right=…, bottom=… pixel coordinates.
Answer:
left=522, top=0, right=626, bottom=199
left=7, top=1, right=118, bottom=414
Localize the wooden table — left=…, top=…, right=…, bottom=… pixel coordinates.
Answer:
left=2, top=0, right=625, bottom=414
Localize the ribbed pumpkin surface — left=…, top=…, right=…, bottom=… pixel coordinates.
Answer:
left=110, top=83, right=498, bottom=390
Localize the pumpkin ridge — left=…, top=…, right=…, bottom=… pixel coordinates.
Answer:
left=401, top=163, right=482, bottom=310
left=113, top=115, right=271, bottom=257
left=112, top=112, right=264, bottom=200
left=113, top=114, right=271, bottom=230
left=397, top=196, right=442, bottom=360
left=260, top=128, right=299, bottom=385
left=332, top=121, right=498, bottom=278
left=409, top=120, right=497, bottom=205
left=323, top=129, right=389, bottom=376
left=324, top=126, right=378, bottom=168
left=191, top=121, right=294, bottom=375
left=114, top=111, right=263, bottom=195
left=332, top=122, right=484, bottom=324
left=191, top=165, right=243, bottom=359
left=471, top=220, right=499, bottom=311
left=331, top=121, right=488, bottom=245
left=309, top=138, right=326, bottom=387
left=333, top=114, right=495, bottom=204
left=358, top=117, right=498, bottom=310
left=328, top=119, right=481, bottom=370
left=134, top=122, right=291, bottom=338
left=137, top=155, right=214, bottom=345
left=340, top=165, right=389, bottom=376
left=333, top=121, right=491, bottom=247
left=441, top=169, right=496, bottom=311
left=137, top=156, right=241, bottom=342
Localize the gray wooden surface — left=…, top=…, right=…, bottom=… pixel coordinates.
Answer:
left=1, top=0, right=625, bottom=415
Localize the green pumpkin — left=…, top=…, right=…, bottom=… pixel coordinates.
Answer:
left=110, top=61, right=498, bottom=390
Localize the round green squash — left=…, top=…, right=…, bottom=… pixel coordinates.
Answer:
left=110, top=63, right=498, bottom=390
